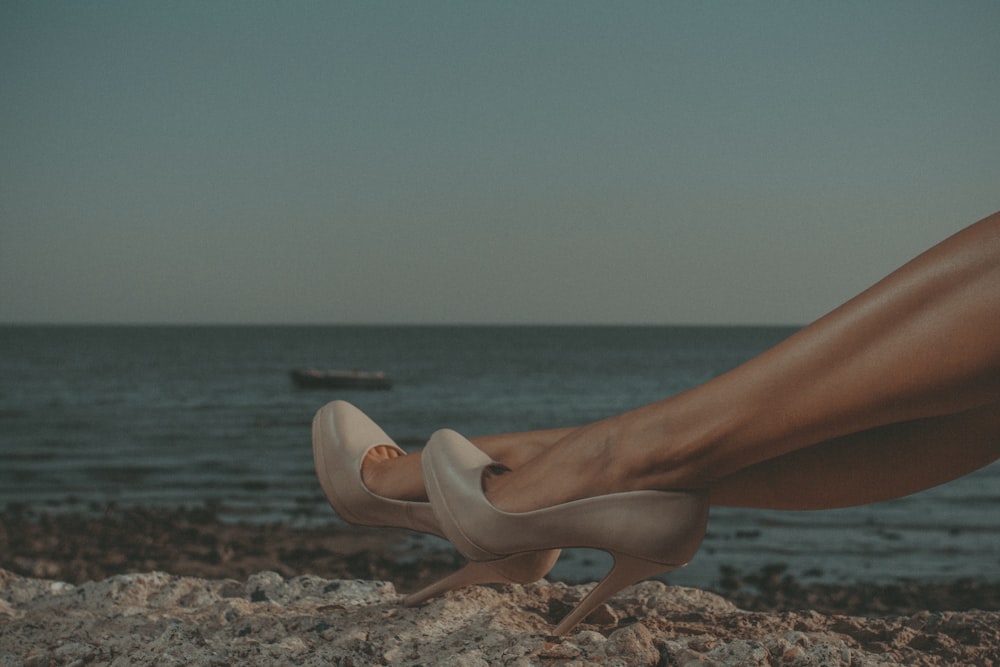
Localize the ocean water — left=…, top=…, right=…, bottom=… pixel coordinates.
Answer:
left=1, top=325, right=997, bottom=588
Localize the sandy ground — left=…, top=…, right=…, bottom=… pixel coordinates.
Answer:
left=2, top=507, right=998, bottom=666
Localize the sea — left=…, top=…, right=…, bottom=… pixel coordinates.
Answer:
left=1, top=325, right=997, bottom=589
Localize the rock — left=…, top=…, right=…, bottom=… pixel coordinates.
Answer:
left=0, top=569, right=998, bottom=666
left=607, top=623, right=659, bottom=665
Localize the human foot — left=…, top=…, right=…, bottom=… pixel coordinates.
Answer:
left=481, top=418, right=634, bottom=513
left=360, top=426, right=576, bottom=504
left=482, top=400, right=726, bottom=515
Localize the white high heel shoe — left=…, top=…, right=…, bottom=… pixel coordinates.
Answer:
left=311, top=401, right=560, bottom=606
left=422, top=428, right=710, bottom=635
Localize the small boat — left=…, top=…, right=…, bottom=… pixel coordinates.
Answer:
left=290, top=368, right=392, bottom=391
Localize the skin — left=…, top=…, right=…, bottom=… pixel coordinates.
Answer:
left=363, top=210, right=1000, bottom=513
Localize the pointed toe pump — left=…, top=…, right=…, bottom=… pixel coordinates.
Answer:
left=422, top=428, right=710, bottom=636
left=311, top=401, right=559, bottom=606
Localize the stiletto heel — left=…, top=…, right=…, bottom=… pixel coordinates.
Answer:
left=312, top=401, right=560, bottom=602
left=402, top=563, right=497, bottom=607
left=403, top=549, right=560, bottom=607
left=422, top=428, right=709, bottom=635
left=552, top=554, right=674, bottom=636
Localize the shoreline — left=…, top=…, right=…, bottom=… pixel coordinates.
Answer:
left=3, top=505, right=999, bottom=616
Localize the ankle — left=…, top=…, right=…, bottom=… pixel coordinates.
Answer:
left=470, top=426, right=575, bottom=468
left=613, top=399, right=741, bottom=492
left=482, top=425, right=617, bottom=512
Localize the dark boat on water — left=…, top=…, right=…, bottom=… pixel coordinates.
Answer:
left=290, top=368, right=392, bottom=390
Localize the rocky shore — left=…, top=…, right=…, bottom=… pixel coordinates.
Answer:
left=2, top=507, right=999, bottom=665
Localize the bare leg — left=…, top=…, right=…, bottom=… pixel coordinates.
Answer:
left=364, top=211, right=1000, bottom=510
left=484, top=211, right=1000, bottom=512
left=365, top=402, right=1000, bottom=509
left=710, top=401, right=1000, bottom=509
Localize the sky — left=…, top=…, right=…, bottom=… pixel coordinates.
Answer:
left=2, top=1, right=998, bottom=326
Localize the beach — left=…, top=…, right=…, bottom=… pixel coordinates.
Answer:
left=2, top=326, right=999, bottom=664
left=2, top=507, right=999, bottom=666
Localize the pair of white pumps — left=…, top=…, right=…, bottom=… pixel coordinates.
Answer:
left=312, top=400, right=709, bottom=636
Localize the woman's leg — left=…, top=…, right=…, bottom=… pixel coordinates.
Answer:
left=709, top=400, right=1000, bottom=509
left=483, top=211, right=1000, bottom=512
left=365, top=211, right=1000, bottom=510
left=365, top=402, right=1000, bottom=509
